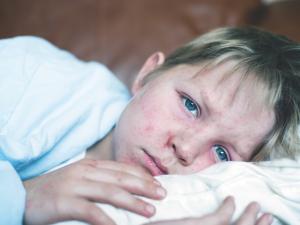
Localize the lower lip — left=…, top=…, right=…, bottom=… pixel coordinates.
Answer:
left=142, top=150, right=164, bottom=176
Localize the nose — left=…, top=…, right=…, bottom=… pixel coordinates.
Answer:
left=171, top=137, right=200, bottom=166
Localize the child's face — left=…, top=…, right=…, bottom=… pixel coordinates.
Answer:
left=112, top=53, right=275, bottom=176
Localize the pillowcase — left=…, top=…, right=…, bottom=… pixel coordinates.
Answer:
left=55, top=158, right=300, bottom=225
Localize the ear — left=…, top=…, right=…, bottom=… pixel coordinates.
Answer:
left=131, top=52, right=165, bottom=95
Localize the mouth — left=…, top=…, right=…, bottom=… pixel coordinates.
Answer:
left=142, top=149, right=168, bottom=176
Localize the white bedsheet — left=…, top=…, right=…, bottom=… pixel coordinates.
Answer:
left=54, top=158, right=300, bottom=225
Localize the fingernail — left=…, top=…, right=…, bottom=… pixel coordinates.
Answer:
left=145, top=204, right=155, bottom=215
left=156, top=187, right=166, bottom=197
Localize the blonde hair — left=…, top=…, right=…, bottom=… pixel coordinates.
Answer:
left=155, top=27, right=300, bottom=161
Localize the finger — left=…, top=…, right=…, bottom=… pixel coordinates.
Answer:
left=75, top=180, right=156, bottom=217
left=54, top=197, right=116, bottom=225
left=83, top=159, right=156, bottom=182
left=235, top=202, right=260, bottom=225
left=83, top=167, right=166, bottom=199
left=256, top=213, right=273, bottom=225
left=189, top=196, right=235, bottom=225
left=214, top=196, right=236, bottom=219
left=144, top=197, right=236, bottom=225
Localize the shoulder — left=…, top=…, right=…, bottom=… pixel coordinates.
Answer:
left=0, top=36, right=55, bottom=48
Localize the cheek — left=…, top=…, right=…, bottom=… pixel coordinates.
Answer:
left=138, top=105, right=158, bottom=136
left=118, top=154, right=139, bottom=165
left=189, top=151, right=216, bottom=172
left=141, top=123, right=154, bottom=134
left=138, top=96, right=170, bottom=135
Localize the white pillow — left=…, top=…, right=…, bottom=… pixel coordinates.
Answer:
left=54, top=158, right=300, bottom=225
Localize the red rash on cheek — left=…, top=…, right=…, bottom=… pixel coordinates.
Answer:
left=138, top=100, right=158, bottom=134
left=140, top=95, right=158, bottom=118
left=120, top=154, right=140, bottom=166
left=121, top=157, right=134, bottom=164
left=143, top=124, right=154, bottom=133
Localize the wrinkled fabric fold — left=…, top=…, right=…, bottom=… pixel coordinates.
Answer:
left=56, top=158, right=300, bottom=225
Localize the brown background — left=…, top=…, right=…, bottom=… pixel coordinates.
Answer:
left=0, top=0, right=299, bottom=87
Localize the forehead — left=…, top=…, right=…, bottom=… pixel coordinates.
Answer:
left=163, top=60, right=269, bottom=107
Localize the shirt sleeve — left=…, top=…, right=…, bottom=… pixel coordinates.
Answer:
left=0, top=161, right=26, bottom=225
left=0, top=37, right=40, bottom=225
left=0, top=36, right=130, bottom=224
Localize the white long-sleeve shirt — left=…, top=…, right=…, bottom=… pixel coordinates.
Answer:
left=0, top=36, right=130, bottom=225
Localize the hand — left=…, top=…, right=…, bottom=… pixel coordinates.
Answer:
left=144, top=196, right=273, bottom=225
left=23, top=158, right=166, bottom=225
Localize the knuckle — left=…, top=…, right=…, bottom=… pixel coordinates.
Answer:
left=134, top=198, right=148, bottom=209
left=138, top=180, right=156, bottom=193
left=113, top=171, right=127, bottom=183
left=101, top=183, right=124, bottom=197
left=64, top=178, right=78, bottom=189
left=110, top=186, right=127, bottom=198
left=133, top=166, right=150, bottom=176
left=68, top=162, right=94, bottom=180
left=83, top=158, right=100, bottom=168
left=143, top=180, right=154, bottom=188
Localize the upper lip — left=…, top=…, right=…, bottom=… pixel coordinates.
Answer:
left=143, top=150, right=169, bottom=175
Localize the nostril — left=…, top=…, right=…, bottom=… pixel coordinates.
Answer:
left=172, top=144, right=176, bottom=151
left=179, top=156, right=187, bottom=164
left=172, top=143, right=188, bottom=165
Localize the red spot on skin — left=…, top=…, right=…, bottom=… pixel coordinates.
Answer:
left=163, top=132, right=173, bottom=149
left=144, top=124, right=154, bottom=133
left=141, top=100, right=156, bottom=119
left=121, top=152, right=140, bottom=166
left=122, top=158, right=137, bottom=166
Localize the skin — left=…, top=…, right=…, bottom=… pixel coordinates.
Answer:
left=23, top=52, right=275, bottom=225
left=111, top=53, right=275, bottom=175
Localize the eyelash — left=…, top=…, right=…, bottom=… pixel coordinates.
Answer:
left=213, top=145, right=231, bottom=162
left=181, top=94, right=201, bottom=118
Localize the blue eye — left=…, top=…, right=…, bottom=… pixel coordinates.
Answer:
left=182, top=96, right=199, bottom=117
left=213, top=145, right=230, bottom=162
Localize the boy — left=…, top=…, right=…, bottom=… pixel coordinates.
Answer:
left=1, top=26, right=299, bottom=225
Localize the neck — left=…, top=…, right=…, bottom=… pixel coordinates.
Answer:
left=85, top=128, right=114, bottom=161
